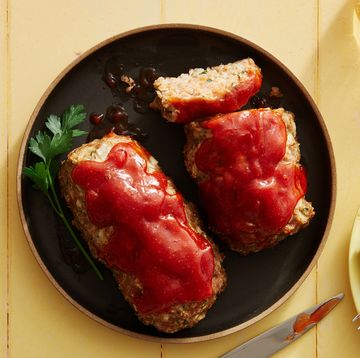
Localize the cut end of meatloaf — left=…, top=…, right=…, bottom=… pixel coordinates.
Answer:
left=150, top=58, right=262, bottom=123
left=221, top=197, right=315, bottom=254
left=58, top=133, right=226, bottom=333
left=184, top=108, right=315, bottom=255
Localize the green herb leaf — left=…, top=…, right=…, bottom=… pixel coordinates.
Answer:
left=45, top=114, right=62, bottom=136
left=23, top=162, right=49, bottom=194
left=29, top=132, right=52, bottom=163
left=72, top=129, right=88, bottom=137
left=49, top=160, right=60, bottom=178
left=62, top=104, right=87, bottom=131
left=50, top=130, right=73, bottom=158
left=28, top=104, right=87, bottom=164
left=23, top=104, right=104, bottom=281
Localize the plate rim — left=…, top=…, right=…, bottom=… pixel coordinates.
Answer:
left=16, top=23, right=336, bottom=343
left=349, top=208, right=360, bottom=314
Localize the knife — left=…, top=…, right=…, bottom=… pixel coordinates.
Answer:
left=220, top=293, right=344, bottom=358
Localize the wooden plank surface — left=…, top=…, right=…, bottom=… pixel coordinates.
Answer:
left=7, top=1, right=162, bottom=357
left=0, top=0, right=8, bottom=357
left=317, top=0, right=360, bottom=356
left=3, top=0, right=360, bottom=357
left=162, top=2, right=318, bottom=357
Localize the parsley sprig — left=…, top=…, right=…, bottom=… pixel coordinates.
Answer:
left=23, top=104, right=104, bottom=280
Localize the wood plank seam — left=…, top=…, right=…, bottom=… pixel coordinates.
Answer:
left=5, top=0, right=9, bottom=356
left=316, top=0, right=320, bottom=357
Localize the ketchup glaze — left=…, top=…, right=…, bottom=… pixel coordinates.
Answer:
left=194, top=109, right=307, bottom=247
left=172, top=72, right=262, bottom=124
left=284, top=296, right=342, bottom=341
left=72, top=139, right=214, bottom=314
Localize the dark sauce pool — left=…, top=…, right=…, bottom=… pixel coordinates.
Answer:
left=87, top=104, right=147, bottom=143
left=86, top=59, right=161, bottom=143
left=103, top=57, right=160, bottom=114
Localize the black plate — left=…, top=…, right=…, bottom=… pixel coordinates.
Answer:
left=17, top=24, right=335, bottom=342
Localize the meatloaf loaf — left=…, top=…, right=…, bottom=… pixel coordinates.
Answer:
left=184, top=108, right=315, bottom=254
left=150, top=58, right=262, bottom=123
left=59, top=133, right=226, bottom=333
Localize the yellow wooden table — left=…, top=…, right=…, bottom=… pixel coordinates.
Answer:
left=2, top=0, right=360, bottom=357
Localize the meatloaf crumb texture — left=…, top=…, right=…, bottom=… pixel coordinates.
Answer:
left=150, top=58, right=262, bottom=123
left=59, top=134, right=226, bottom=333
left=184, top=108, right=315, bottom=254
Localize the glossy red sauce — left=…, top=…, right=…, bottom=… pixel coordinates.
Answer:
left=293, top=298, right=340, bottom=335
left=72, top=140, right=214, bottom=314
left=194, top=109, right=307, bottom=247
left=173, top=71, right=262, bottom=123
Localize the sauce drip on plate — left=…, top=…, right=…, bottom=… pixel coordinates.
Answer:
left=87, top=104, right=146, bottom=143
left=72, top=141, right=214, bottom=313
left=103, top=56, right=160, bottom=114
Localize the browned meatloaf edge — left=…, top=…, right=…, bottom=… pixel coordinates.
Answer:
left=58, top=133, right=226, bottom=333
left=184, top=109, right=315, bottom=254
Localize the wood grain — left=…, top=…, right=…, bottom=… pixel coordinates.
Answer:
left=4, top=0, right=360, bottom=357
left=0, top=0, right=8, bottom=357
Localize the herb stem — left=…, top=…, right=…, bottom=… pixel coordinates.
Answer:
left=47, top=164, right=104, bottom=281
left=58, top=210, right=104, bottom=280
left=45, top=192, right=61, bottom=216
left=24, top=104, right=103, bottom=281
left=47, top=163, right=63, bottom=212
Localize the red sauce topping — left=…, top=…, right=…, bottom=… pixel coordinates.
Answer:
left=194, top=109, right=307, bottom=247
left=173, top=70, right=262, bottom=123
left=72, top=140, right=214, bottom=313
left=293, top=298, right=340, bottom=335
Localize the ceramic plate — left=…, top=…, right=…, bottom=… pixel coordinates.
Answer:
left=349, top=208, right=360, bottom=315
left=17, top=24, right=335, bottom=342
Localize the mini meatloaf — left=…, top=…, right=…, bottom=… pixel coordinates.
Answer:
left=184, top=108, right=315, bottom=254
left=59, top=133, right=226, bottom=333
left=150, top=58, right=262, bottom=123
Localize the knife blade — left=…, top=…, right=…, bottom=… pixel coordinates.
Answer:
left=220, top=293, right=344, bottom=358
